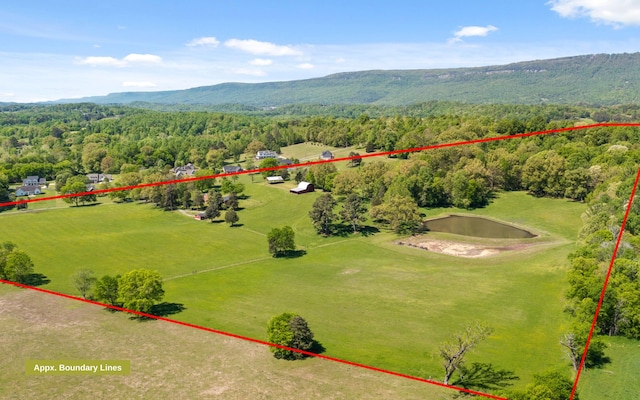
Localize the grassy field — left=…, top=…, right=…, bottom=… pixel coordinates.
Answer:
left=0, top=284, right=454, bottom=400
left=577, top=336, right=640, bottom=400
left=0, top=176, right=587, bottom=395
left=279, top=142, right=356, bottom=161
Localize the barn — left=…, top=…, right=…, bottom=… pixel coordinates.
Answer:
left=290, top=181, right=315, bottom=194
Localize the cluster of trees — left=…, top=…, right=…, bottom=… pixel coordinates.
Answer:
left=1, top=103, right=637, bottom=195
left=71, top=268, right=165, bottom=314
left=562, top=170, right=640, bottom=371
left=308, top=192, right=381, bottom=235
left=0, top=242, right=36, bottom=284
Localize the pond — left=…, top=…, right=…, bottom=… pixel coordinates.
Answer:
left=424, top=215, right=536, bottom=239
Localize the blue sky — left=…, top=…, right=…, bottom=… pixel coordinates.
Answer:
left=2, top=0, right=640, bottom=102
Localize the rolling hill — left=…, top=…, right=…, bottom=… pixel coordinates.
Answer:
left=59, top=52, right=640, bottom=106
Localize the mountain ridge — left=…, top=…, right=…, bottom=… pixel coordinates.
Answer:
left=56, top=52, right=640, bottom=106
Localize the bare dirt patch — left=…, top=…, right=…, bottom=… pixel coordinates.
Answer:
left=397, top=236, right=540, bottom=258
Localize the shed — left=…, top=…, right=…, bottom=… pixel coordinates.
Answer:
left=266, top=176, right=284, bottom=184
left=290, top=181, right=315, bottom=194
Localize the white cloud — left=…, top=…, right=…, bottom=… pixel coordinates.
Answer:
left=122, top=81, right=157, bottom=88
left=78, top=56, right=124, bottom=66
left=449, top=25, right=499, bottom=43
left=77, top=53, right=162, bottom=67
left=548, top=0, right=640, bottom=26
left=187, top=36, right=220, bottom=47
left=296, top=63, right=314, bottom=69
left=335, top=57, right=346, bottom=63
left=249, top=58, right=273, bottom=66
left=224, top=39, right=302, bottom=56
left=122, top=53, right=162, bottom=63
left=232, top=68, right=267, bottom=76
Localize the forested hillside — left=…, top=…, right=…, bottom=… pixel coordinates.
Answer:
left=57, top=53, right=640, bottom=107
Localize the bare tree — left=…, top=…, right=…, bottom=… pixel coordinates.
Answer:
left=439, top=322, right=493, bottom=385
left=560, top=332, right=581, bottom=371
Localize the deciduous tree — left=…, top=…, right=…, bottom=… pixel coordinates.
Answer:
left=4, top=250, right=35, bottom=284
left=225, top=209, right=239, bottom=226
left=309, top=193, right=336, bottom=235
left=439, top=322, right=493, bottom=385
left=117, top=269, right=165, bottom=313
left=341, top=194, right=367, bottom=233
left=72, top=269, right=96, bottom=299
left=267, top=312, right=315, bottom=360
left=267, top=226, right=296, bottom=257
left=94, top=275, right=121, bottom=306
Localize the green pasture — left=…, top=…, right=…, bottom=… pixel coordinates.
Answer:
left=578, top=336, right=640, bottom=400
left=0, top=177, right=587, bottom=392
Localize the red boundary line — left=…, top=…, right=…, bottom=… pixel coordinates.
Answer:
left=1, top=122, right=639, bottom=399
left=0, top=279, right=505, bottom=400
left=2, top=122, right=639, bottom=208
left=570, top=166, right=640, bottom=400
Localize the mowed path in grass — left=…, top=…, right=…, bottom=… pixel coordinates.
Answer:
left=0, top=177, right=586, bottom=389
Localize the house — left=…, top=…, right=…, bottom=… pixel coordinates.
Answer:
left=173, top=163, right=197, bottom=177
left=256, top=150, right=277, bottom=160
left=23, top=176, right=46, bottom=187
left=16, top=175, right=46, bottom=196
left=278, top=158, right=293, bottom=166
left=15, top=186, right=41, bottom=196
left=222, top=165, right=243, bottom=174
left=290, top=181, right=315, bottom=194
left=86, top=173, right=113, bottom=184
left=194, top=213, right=207, bottom=221
left=266, top=176, right=284, bottom=184
left=320, top=151, right=334, bottom=160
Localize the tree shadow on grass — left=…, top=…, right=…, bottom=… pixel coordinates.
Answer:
left=130, top=302, right=186, bottom=321
left=309, top=340, right=326, bottom=355
left=331, top=223, right=379, bottom=237
left=229, top=223, right=244, bottom=228
left=22, top=273, right=50, bottom=286
left=452, top=363, right=519, bottom=393
left=275, top=249, right=307, bottom=259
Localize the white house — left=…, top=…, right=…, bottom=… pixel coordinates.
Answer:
left=15, top=186, right=42, bottom=196
left=256, top=150, right=277, bottom=160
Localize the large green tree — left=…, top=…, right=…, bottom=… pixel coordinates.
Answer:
left=267, top=226, right=296, bottom=257
left=117, top=269, right=165, bottom=313
left=340, top=193, right=367, bottom=233
left=0, top=241, right=17, bottom=279
left=61, top=176, right=97, bottom=206
left=205, top=190, right=223, bottom=220
left=267, top=312, right=315, bottom=360
left=94, top=275, right=121, bottom=306
left=225, top=208, right=239, bottom=226
left=309, top=193, right=336, bottom=235
left=4, top=250, right=35, bottom=284
left=370, top=195, right=422, bottom=234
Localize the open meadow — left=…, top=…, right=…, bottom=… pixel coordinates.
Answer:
left=0, top=284, right=454, bottom=400
left=0, top=174, right=588, bottom=395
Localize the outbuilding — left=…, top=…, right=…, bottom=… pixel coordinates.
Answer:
left=290, top=181, right=315, bottom=194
